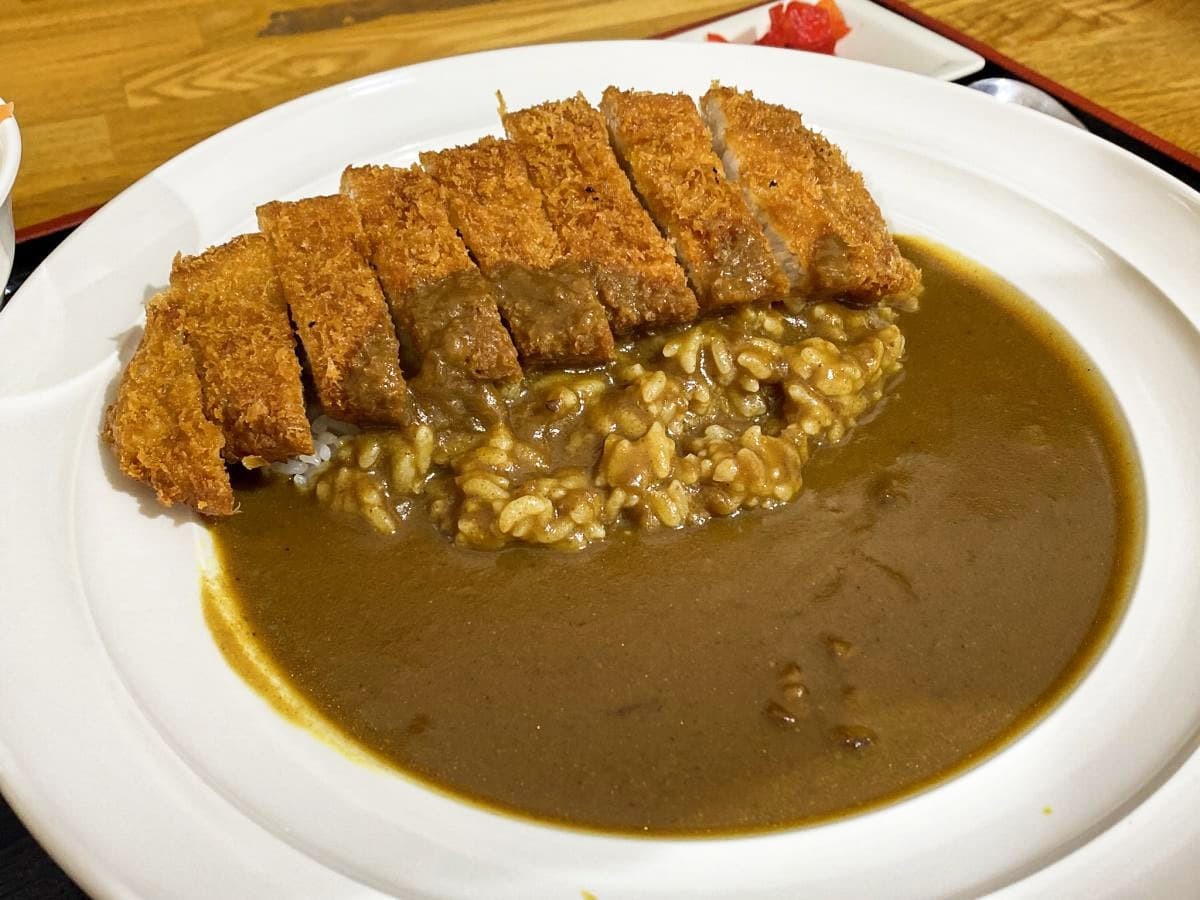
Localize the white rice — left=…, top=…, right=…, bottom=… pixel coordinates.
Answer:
left=269, top=413, right=359, bottom=484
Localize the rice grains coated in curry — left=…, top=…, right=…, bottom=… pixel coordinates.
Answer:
left=292, top=298, right=906, bottom=550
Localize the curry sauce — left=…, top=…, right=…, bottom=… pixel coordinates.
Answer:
left=205, top=238, right=1141, bottom=834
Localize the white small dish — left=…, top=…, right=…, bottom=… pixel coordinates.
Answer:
left=667, top=0, right=984, bottom=81
left=0, top=99, right=20, bottom=290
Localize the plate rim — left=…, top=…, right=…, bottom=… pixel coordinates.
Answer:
left=2, top=39, right=1199, bottom=899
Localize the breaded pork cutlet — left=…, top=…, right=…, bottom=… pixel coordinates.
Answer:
left=420, top=136, right=615, bottom=367
left=103, top=294, right=234, bottom=516
left=257, top=195, right=408, bottom=425
left=169, top=234, right=312, bottom=462
left=701, top=85, right=920, bottom=305
left=601, top=87, right=789, bottom=311
left=341, top=164, right=521, bottom=381
left=501, top=95, right=699, bottom=333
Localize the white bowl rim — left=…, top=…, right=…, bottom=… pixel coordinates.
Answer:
left=0, top=97, right=21, bottom=206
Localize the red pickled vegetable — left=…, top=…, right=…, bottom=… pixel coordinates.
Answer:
left=818, top=0, right=852, bottom=40
left=705, top=1, right=851, bottom=54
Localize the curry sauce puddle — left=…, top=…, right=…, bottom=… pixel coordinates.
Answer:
left=203, top=237, right=1143, bottom=835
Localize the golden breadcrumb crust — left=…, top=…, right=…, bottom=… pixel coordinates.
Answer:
left=342, top=164, right=521, bottom=381
left=502, top=95, right=699, bottom=332
left=341, top=164, right=474, bottom=295
left=257, top=195, right=408, bottom=425
left=701, top=85, right=920, bottom=304
left=601, top=87, right=789, bottom=310
left=103, top=293, right=234, bottom=516
left=420, top=137, right=562, bottom=272
left=169, top=234, right=312, bottom=461
left=421, top=138, right=615, bottom=365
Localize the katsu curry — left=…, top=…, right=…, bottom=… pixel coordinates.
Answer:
left=103, top=85, right=1141, bottom=834
left=105, top=84, right=921, bottom=543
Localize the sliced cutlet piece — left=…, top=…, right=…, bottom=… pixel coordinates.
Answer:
left=601, top=87, right=789, bottom=311
left=257, top=195, right=408, bottom=425
left=420, top=136, right=615, bottom=367
left=103, top=292, right=234, bottom=516
left=502, top=94, right=699, bottom=332
left=169, top=234, right=312, bottom=462
left=700, top=85, right=920, bottom=305
left=341, top=164, right=521, bottom=381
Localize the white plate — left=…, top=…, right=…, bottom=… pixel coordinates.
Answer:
left=1, top=41, right=1199, bottom=899
left=666, top=0, right=984, bottom=81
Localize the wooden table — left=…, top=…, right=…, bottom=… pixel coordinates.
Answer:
left=3, top=0, right=1198, bottom=232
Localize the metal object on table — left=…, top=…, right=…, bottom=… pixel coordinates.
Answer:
left=968, top=77, right=1088, bottom=131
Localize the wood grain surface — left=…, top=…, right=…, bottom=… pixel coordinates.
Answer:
left=2, top=0, right=1197, bottom=231
left=912, top=0, right=1200, bottom=151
